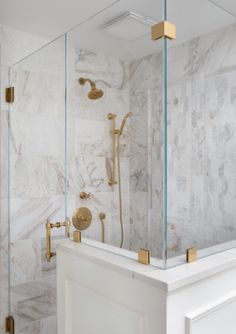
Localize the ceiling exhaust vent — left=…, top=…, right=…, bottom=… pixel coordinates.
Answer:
left=103, top=12, right=157, bottom=42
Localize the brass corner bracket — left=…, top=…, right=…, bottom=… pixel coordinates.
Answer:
left=5, top=87, right=15, bottom=103
left=6, top=316, right=14, bottom=334
left=186, top=247, right=198, bottom=263
left=152, top=21, right=176, bottom=41
left=138, top=249, right=150, bottom=265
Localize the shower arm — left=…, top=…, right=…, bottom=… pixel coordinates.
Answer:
left=79, top=77, right=95, bottom=88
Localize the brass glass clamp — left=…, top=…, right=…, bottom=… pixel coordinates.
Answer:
left=46, top=220, right=71, bottom=262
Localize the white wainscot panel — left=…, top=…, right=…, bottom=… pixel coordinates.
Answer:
left=185, top=291, right=236, bottom=334
left=65, top=279, right=144, bottom=334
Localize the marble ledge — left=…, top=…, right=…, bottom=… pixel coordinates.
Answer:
left=57, top=239, right=236, bottom=293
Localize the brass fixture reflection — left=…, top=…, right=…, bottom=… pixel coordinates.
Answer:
left=72, top=207, right=92, bottom=231
left=46, top=219, right=71, bottom=262
left=108, top=112, right=133, bottom=248
left=79, top=77, right=104, bottom=100
left=80, top=191, right=92, bottom=199
left=99, top=212, right=106, bottom=243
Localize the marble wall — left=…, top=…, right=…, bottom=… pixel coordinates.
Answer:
left=66, top=46, right=131, bottom=249
left=0, top=25, right=59, bottom=334
left=128, top=22, right=236, bottom=259
left=167, top=22, right=236, bottom=256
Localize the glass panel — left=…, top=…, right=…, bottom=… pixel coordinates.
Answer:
left=8, top=35, right=66, bottom=332
left=66, top=0, right=166, bottom=267
left=166, top=0, right=236, bottom=267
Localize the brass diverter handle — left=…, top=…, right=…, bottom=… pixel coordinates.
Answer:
left=46, top=220, right=71, bottom=262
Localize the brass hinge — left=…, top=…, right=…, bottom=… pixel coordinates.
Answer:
left=138, top=248, right=150, bottom=265
left=151, top=21, right=176, bottom=41
left=6, top=316, right=14, bottom=334
left=5, top=87, right=15, bottom=103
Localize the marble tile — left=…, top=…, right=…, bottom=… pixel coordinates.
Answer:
left=11, top=276, right=56, bottom=328
left=10, top=155, right=65, bottom=198
left=9, top=113, right=65, bottom=157
left=41, top=238, right=56, bottom=278
left=17, top=321, right=40, bottom=334
left=9, top=196, right=66, bottom=243
left=10, top=239, right=41, bottom=286
left=129, top=192, right=148, bottom=252
left=14, top=310, right=56, bottom=334
left=40, top=315, right=57, bottom=334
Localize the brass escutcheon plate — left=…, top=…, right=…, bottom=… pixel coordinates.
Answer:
left=72, top=207, right=92, bottom=231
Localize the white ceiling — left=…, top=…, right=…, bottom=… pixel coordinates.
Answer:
left=209, top=0, right=236, bottom=16
left=67, top=0, right=236, bottom=60
left=0, top=0, right=235, bottom=61
left=0, top=0, right=119, bottom=38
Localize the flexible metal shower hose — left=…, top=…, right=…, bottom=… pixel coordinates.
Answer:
left=117, top=135, right=124, bottom=248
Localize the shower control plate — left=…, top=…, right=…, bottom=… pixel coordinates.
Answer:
left=72, top=207, right=92, bottom=231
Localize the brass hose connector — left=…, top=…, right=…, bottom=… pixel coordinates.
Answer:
left=99, top=212, right=106, bottom=243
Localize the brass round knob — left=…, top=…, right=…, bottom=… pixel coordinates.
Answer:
left=72, top=207, right=92, bottom=231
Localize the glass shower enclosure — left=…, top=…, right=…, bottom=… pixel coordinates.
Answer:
left=3, top=0, right=236, bottom=332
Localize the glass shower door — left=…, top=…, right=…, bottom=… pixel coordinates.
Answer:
left=7, top=35, right=67, bottom=334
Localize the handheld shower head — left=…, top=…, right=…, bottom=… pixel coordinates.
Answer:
left=79, top=77, right=104, bottom=100
left=119, top=112, right=133, bottom=135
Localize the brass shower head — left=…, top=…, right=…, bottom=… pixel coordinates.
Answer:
left=79, top=77, right=104, bottom=100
